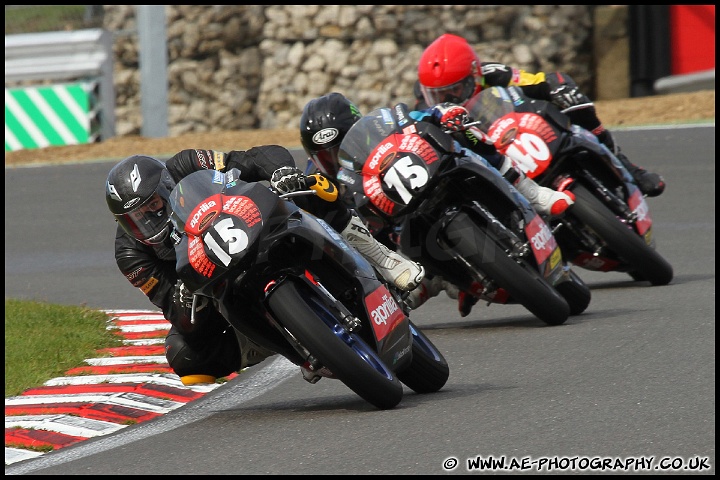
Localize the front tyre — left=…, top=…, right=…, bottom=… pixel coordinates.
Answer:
left=267, top=279, right=403, bottom=410
left=554, top=268, right=592, bottom=315
left=442, top=213, right=570, bottom=325
left=397, top=321, right=449, bottom=393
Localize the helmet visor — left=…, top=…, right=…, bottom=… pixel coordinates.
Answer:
left=421, top=75, right=477, bottom=106
left=115, top=188, right=171, bottom=245
left=310, top=145, right=341, bottom=178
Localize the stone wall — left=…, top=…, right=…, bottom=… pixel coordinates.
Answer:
left=103, top=5, right=596, bottom=137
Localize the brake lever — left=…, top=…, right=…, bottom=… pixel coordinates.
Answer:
left=276, top=174, right=319, bottom=199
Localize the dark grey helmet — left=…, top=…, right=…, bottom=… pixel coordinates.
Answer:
left=300, top=92, right=362, bottom=178
left=105, top=155, right=176, bottom=245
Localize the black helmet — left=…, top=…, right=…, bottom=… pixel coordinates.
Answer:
left=105, top=155, right=176, bottom=245
left=300, top=92, right=362, bottom=178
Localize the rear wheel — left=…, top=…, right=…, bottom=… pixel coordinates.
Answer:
left=397, top=321, right=449, bottom=393
left=442, top=213, right=570, bottom=325
left=267, top=279, right=403, bottom=410
left=570, top=184, right=673, bottom=286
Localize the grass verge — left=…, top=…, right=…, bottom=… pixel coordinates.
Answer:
left=4, top=299, right=124, bottom=397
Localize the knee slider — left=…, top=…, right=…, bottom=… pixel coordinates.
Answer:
left=165, top=328, right=241, bottom=378
left=165, top=333, right=197, bottom=377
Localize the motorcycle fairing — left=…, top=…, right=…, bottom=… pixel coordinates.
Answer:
left=174, top=183, right=280, bottom=280
left=364, top=284, right=406, bottom=342
left=571, top=253, right=623, bottom=272
left=292, top=272, right=412, bottom=370
left=486, top=111, right=562, bottom=178
left=627, top=189, right=653, bottom=237
left=524, top=214, right=561, bottom=267
left=359, top=132, right=441, bottom=217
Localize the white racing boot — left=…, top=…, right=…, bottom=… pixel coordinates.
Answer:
left=498, top=156, right=574, bottom=217
left=405, top=276, right=459, bottom=310
left=341, top=214, right=425, bottom=291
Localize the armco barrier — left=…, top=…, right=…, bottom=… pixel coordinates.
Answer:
left=654, top=69, right=716, bottom=95
left=4, top=29, right=116, bottom=152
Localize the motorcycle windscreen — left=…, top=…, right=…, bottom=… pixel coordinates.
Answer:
left=465, top=86, right=516, bottom=130
left=170, top=169, right=227, bottom=234
left=338, top=107, right=398, bottom=173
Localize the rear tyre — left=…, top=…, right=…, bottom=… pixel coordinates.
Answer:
left=397, top=321, right=449, bottom=393
left=570, top=184, right=673, bottom=286
left=268, top=279, right=403, bottom=410
left=442, top=213, right=570, bottom=325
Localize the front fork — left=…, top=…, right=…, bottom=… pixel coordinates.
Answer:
left=561, top=170, right=638, bottom=224
left=437, top=204, right=533, bottom=301
left=263, top=273, right=365, bottom=375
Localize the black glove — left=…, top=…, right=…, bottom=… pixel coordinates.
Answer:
left=270, top=166, right=307, bottom=194
left=173, top=279, right=194, bottom=310
left=549, top=85, right=591, bottom=112
left=432, top=102, right=470, bottom=132
left=173, top=279, right=208, bottom=309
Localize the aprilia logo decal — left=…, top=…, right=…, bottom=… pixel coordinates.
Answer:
left=364, top=285, right=405, bottom=341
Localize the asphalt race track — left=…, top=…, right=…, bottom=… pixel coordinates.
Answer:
left=5, top=125, right=715, bottom=475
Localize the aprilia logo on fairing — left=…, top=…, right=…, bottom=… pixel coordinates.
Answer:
left=634, top=197, right=649, bottom=222
left=368, top=141, right=395, bottom=169
left=190, top=200, right=217, bottom=228
left=370, top=293, right=400, bottom=326
left=365, top=285, right=405, bottom=340
left=525, top=215, right=557, bottom=265
left=628, top=190, right=652, bottom=236
left=489, top=117, right=515, bottom=144
left=531, top=221, right=554, bottom=251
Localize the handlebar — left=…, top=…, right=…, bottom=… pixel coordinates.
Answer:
left=441, top=120, right=482, bottom=135
left=279, top=190, right=318, bottom=199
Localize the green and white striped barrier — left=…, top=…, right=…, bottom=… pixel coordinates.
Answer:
left=5, top=82, right=99, bottom=152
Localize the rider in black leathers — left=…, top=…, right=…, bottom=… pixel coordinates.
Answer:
left=106, top=146, right=423, bottom=385
left=298, top=93, right=566, bottom=316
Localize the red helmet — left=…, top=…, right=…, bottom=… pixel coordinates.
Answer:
left=417, top=33, right=483, bottom=107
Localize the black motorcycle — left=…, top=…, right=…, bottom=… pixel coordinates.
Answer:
left=168, top=168, right=449, bottom=410
left=465, top=86, right=673, bottom=286
left=336, top=104, right=591, bottom=325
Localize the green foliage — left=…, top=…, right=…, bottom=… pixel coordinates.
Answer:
left=4, top=299, right=123, bottom=397
left=4, top=5, right=101, bottom=35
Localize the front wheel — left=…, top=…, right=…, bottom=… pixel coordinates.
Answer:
left=570, top=184, right=673, bottom=286
left=267, top=279, right=403, bottom=410
left=554, top=268, right=592, bottom=315
left=442, top=213, right=570, bottom=325
left=397, top=321, right=449, bottom=393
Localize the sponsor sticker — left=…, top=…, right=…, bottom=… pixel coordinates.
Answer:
left=140, top=276, right=158, bottom=294
left=364, top=285, right=405, bottom=341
